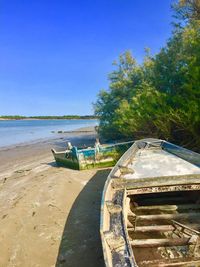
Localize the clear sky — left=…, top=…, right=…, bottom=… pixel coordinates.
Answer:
left=0, top=0, right=173, bottom=116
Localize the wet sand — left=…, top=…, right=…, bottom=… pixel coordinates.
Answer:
left=0, top=127, right=109, bottom=267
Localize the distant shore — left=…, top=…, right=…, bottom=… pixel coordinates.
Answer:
left=0, top=116, right=98, bottom=121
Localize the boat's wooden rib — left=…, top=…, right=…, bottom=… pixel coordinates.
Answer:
left=139, top=257, right=200, bottom=267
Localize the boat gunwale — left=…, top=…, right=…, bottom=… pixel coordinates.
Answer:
left=100, top=140, right=141, bottom=267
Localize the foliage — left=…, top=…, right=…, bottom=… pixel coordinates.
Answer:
left=172, top=0, right=200, bottom=23
left=95, top=1, right=200, bottom=151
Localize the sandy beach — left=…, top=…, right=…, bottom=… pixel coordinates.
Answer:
left=0, top=127, right=109, bottom=267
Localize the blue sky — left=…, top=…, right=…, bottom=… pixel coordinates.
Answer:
left=0, top=0, right=173, bottom=116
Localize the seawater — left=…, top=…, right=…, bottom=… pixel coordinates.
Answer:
left=0, top=119, right=98, bottom=148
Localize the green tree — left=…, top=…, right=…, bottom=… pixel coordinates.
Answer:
left=94, top=1, right=200, bottom=151
left=95, top=51, right=145, bottom=139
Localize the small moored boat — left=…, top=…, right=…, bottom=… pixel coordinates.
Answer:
left=100, top=139, right=200, bottom=267
left=51, top=140, right=133, bottom=170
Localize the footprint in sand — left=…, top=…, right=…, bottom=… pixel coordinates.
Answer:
left=14, top=169, right=31, bottom=174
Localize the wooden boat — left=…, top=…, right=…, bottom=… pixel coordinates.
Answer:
left=100, top=139, right=200, bottom=267
left=51, top=140, right=133, bottom=170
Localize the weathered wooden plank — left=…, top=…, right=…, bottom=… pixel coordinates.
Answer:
left=127, top=185, right=200, bottom=197
left=128, top=212, right=200, bottom=222
left=133, top=204, right=200, bottom=212
left=128, top=224, right=200, bottom=232
left=130, top=237, right=193, bottom=248
left=128, top=225, right=174, bottom=233
left=139, top=257, right=200, bottom=267
left=125, top=174, right=200, bottom=189
left=114, top=174, right=200, bottom=192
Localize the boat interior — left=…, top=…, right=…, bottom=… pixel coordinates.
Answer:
left=126, top=190, right=200, bottom=267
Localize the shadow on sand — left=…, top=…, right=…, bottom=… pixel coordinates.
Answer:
left=41, top=161, right=58, bottom=167
left=56, top=168, right=111, bottom=267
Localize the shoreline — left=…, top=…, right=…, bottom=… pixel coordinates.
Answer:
left=0, top=126, right=106, bottom=267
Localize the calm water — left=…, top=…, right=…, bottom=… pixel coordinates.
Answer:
left=0, top=119, right=98, bottom=148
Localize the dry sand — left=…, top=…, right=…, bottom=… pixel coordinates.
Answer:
left=0, top=127, right=110, bottom=267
